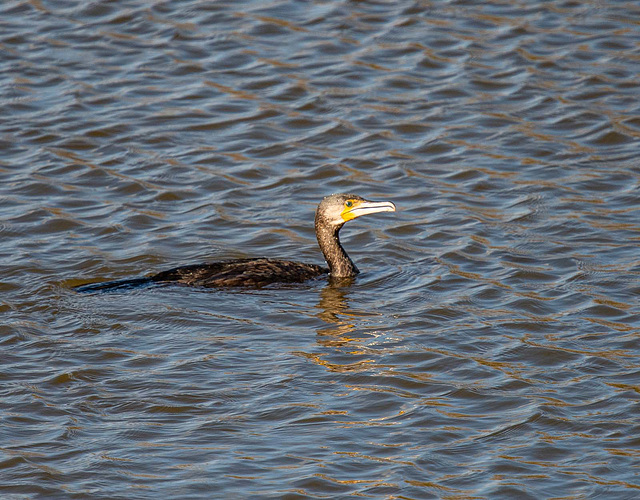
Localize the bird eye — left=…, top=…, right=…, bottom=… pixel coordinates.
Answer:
left=345, top=201, right=353, bottom=208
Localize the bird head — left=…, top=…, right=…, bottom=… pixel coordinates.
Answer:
left=316, top=193, right=396, bottom=227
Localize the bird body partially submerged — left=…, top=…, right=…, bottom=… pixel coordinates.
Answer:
left=75, top=193, right=395, bottom=291
left=152, top=258, right=327, bottom=287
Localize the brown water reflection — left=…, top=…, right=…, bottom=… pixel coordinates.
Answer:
left=2, top=0, right=640, bottom=498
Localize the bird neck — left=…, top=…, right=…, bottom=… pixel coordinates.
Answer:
left=315, top=219, right=359, bottom=278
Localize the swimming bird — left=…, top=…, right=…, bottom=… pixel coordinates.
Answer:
left=74, top=193, right=395, bottom=291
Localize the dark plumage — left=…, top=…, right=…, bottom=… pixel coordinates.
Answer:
left=74, top=193, right=395, bottom=291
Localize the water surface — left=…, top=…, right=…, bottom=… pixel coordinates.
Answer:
left=1, top=0, right=639, bottom=498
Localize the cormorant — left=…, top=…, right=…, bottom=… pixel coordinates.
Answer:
left=74, top=193, right=395, bottom=291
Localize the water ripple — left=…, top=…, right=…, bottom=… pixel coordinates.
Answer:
left=1, top=0, right=640, bottom=498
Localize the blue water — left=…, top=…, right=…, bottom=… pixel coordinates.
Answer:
left=1, top=1, right=639, bottom=498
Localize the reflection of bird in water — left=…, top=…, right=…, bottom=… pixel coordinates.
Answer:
left=75, top=193, right=395, bottom=291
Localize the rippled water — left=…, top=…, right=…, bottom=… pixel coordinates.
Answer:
left=2, top=0, right=640, bottom=498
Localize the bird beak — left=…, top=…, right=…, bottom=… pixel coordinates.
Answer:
left=342, top=199, right=396, bottom=222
